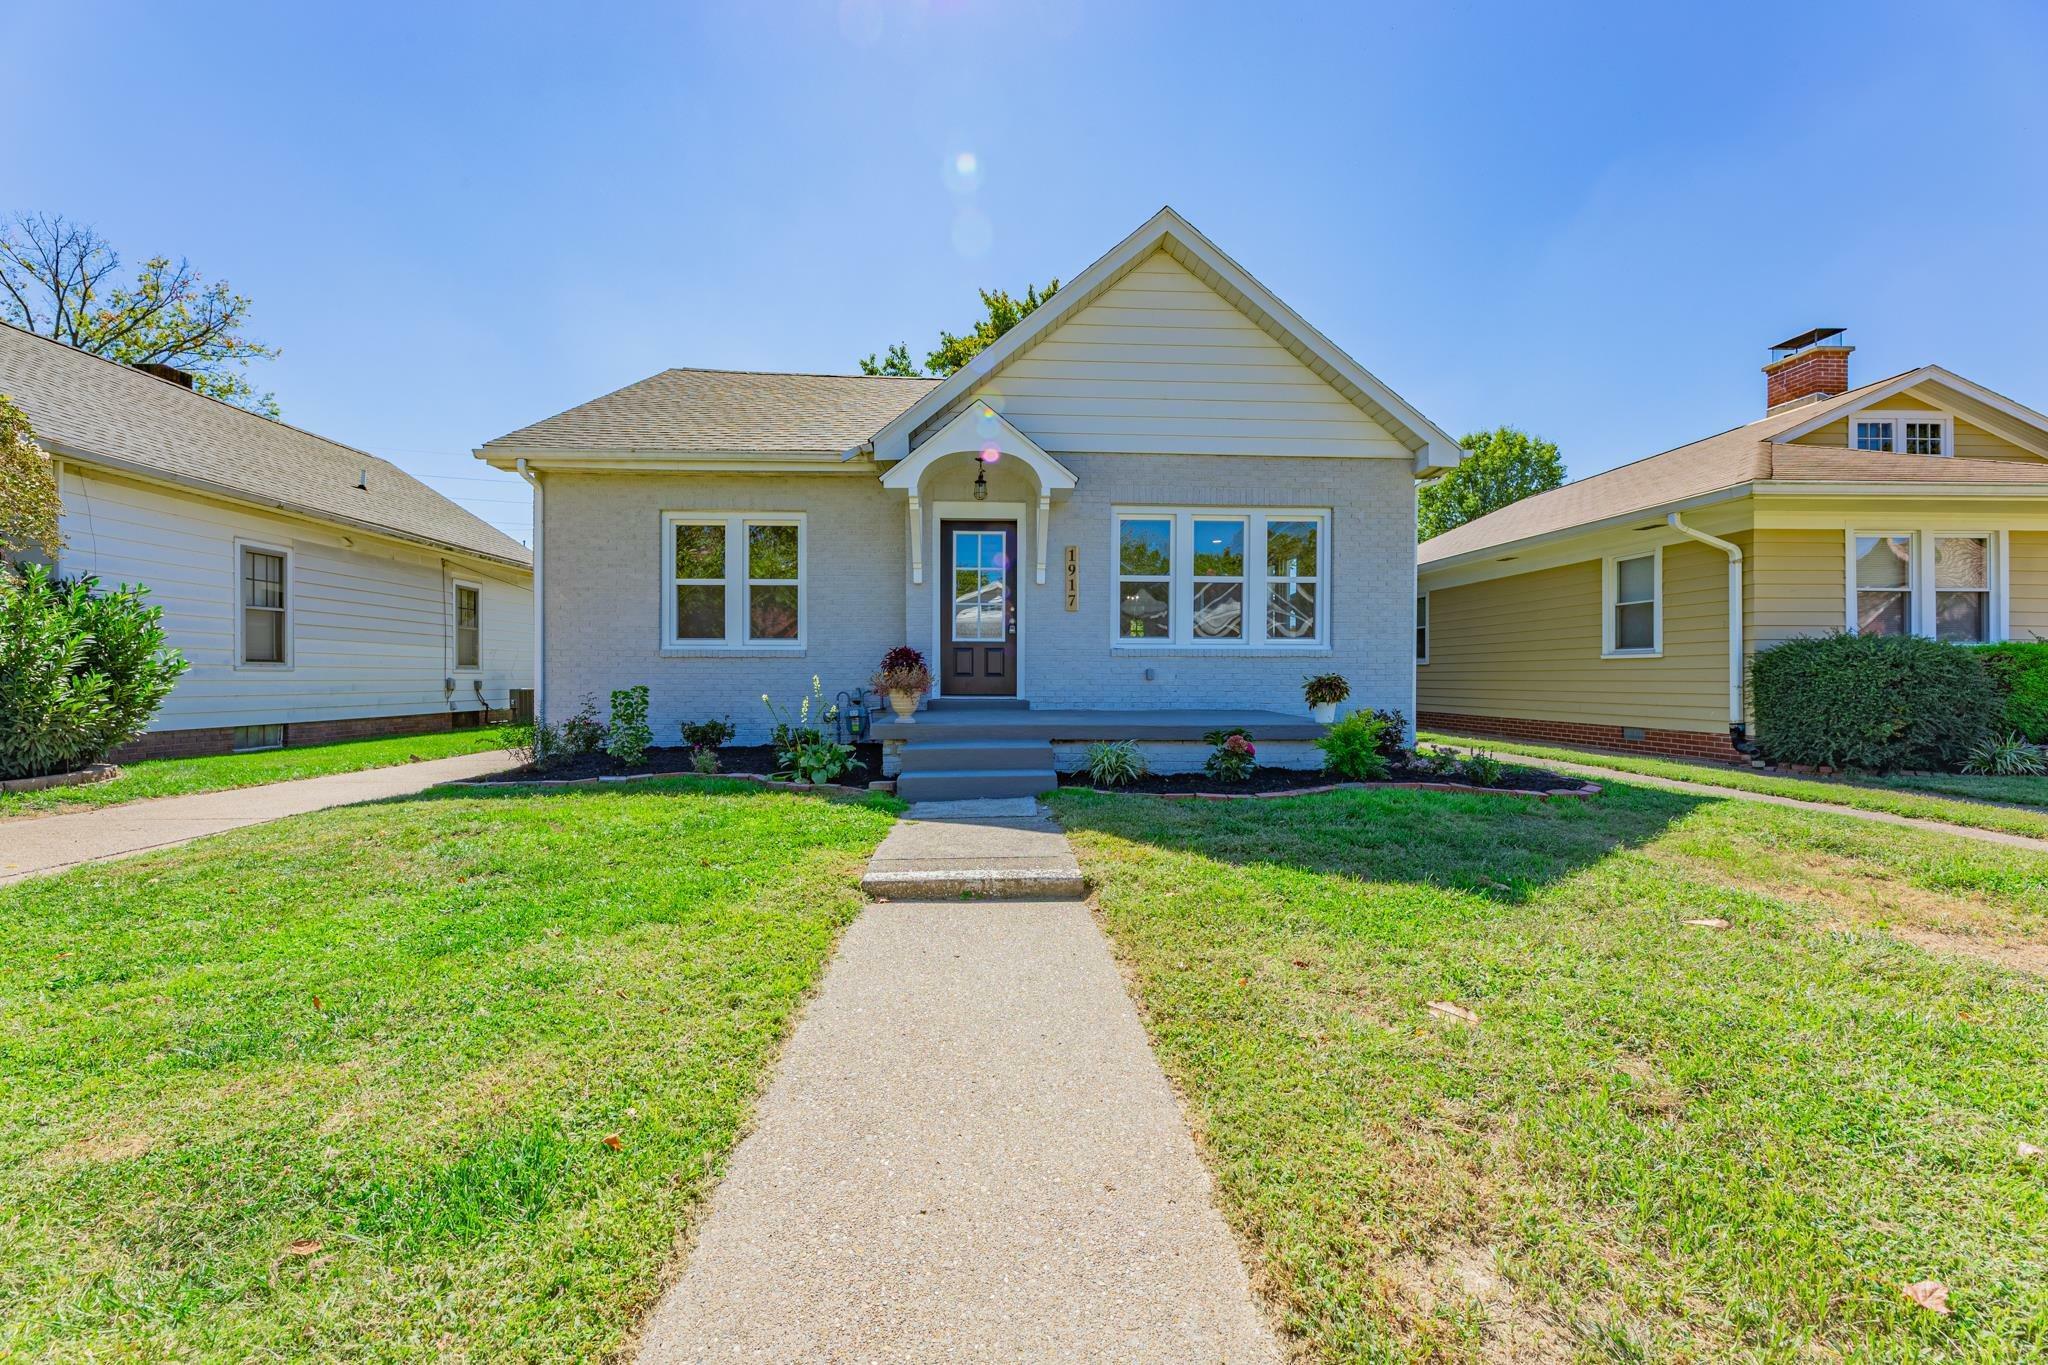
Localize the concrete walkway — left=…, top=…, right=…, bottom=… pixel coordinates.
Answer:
left=1439, top=741, right=2048, bottom=853
left=861, top=798, right=1086, bottom=900
left=0, top=749, right=518, bottom=884
left=637, top=802, right=1278, bottom=1362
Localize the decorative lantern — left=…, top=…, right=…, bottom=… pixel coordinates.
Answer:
left=835, top=689, right=871, bottom=743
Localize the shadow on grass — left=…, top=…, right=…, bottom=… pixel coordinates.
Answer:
left=1046, top=781, right=1715, bottom=902
left=372, top=773, right=906, bottom=814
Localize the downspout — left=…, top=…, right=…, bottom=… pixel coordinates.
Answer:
left=1666, top=512, right=1752, bottom=752
left=514, top=459, right=544, bottom=726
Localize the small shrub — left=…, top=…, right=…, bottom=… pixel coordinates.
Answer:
left=1302, top=673, right=1350, bottom=706
left=1084, top=740, right=1149, bottom=787
left=690, top=745, right=721, bottom=775
left=1314, top=712, right=1389, bottom=781
left=558, top=695, right=607, bottom=756
left=1751, top=633, right=2001, bottom=772
left=1973, top=642, right=2048, bottom=743
left=1962, top=732, right=2046, bottom=777
left=1203, top=727, right=1257, bottom=783
left=1459, top=750, right=1505, bottom=787
left=1419, top=744, right=1463, bottom=778
left=1367, top=707, right=1410, bottom=765
left=0, top=565, right=187, bottom=779
left=605, top=686, right=652, bottom=766
left=681, top=717, right=736, bottom=750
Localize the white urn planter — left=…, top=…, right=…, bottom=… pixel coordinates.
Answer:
left=1310, top=702, right=1338, bottom=724
left=888, top=690, right=920, bottom=722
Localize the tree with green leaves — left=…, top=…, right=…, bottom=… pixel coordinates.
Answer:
left=0, top=395, right=61, bottom=559
left=0, top=213, right=279, bottom=416
left=1417, top=426, right=1566, bottom=541
left=861, top=280, right=1060, bottom=378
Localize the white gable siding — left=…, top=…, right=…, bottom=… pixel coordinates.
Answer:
left=54, top=465, right=531, bottom=734
left=961, top=251, right=1412, bottom=459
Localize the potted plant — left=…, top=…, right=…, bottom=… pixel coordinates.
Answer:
left=872, top=646, right=933, bottom=722
left=1303, top=672, right=1350, bottom=724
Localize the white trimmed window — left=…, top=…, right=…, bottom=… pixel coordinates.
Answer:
left=453, top=582, right=481, bottom=669
left=236, top=542, right=290, bottom=666
left=1602, top=551, right=1660, bottom=656
left=663, top=513, right=805, bottom=650
left=1415, top=593, right=1429, bottom=663
left=1846, top=530, right=2004, bottom=642
left=1853, top=533, right=1913, bottom=635
left=1852, top=412, right=1950, bottom=457
left=1114, top=508, right=1328, bottom=648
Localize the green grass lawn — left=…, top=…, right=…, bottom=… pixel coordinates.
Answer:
left=1051, top=783, right=2048, bottom=1362
left=0, top=726, right=520, bottom=818
left=1420, top=729, right=2048, bottom=840
left=0, top=779, right=899, bottom=1361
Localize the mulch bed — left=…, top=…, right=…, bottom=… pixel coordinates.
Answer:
left=1056, top=761, right=1584, bottom=797
left=469, top=743, right=884, bottom=786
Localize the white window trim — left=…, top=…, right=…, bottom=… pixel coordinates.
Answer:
left=1110, top=506, right=1331, bottom=650
left=1843, top=528, right=2007, bottom=641
left=1416, top=591, right=1430, bottom=665
left=1851, top=410, right=1952, bottom=458
left=451, top=578, right=483, bottom=672
left=232, top=538, right=293, bottom=671
left=1601, top=548, right=1662, bottom=658
left=660, top=511, right=807, bottom=654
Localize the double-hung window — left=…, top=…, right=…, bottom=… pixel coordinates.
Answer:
left=238, top=544, right=289, bottom=666
left=1852, top=533, right=1914, bottom=635
left=1602, top=551, right=1660, bottom=656
left=1847, top=530, right=2001, bottom=642
left=1934, top=535, right=1990, bottom=642
left=664, top=513, right=805, bottom=649
left=1852, top=418, right=1895, bottom=453
left=453, top=582, right=481, bottom=669
left=1114, top=508, right=1328, bottom=647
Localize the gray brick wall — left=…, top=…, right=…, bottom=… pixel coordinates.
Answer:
left=542, top=453, right=1417, bottom=744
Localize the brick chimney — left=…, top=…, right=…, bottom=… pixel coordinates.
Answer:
left=133, top=361, right=197, bottom=390
left=1762, top=328, right=1851, bottom=413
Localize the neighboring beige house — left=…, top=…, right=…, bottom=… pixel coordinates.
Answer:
left=477, top=207, right=1462, bottom=800
left=2, top=322, right=534, bottom=759
left=1417, top=330, right=2048, bottom=761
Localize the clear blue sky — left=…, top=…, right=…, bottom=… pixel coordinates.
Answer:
left=8, top=1, right=2045, bottom=546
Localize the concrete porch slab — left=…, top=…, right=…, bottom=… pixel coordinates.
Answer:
left=860, top=801, right=1085, bottom=900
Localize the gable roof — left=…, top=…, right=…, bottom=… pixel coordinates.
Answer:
left=1419, top=367, right=2048, bottom=568
left=868, top=206, right=1463, bottom=475
left=479, top=368, right=939, bottom=459
left=0, top=322, right=529, bottom=569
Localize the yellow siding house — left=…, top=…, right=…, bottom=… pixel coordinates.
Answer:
left=1417, top=331, right=2048, bottom=760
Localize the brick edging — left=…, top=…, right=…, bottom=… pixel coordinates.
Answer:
left=1418, top=711, right=1740, bottom=763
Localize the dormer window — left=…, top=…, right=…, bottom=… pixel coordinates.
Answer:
left=1852, top=413, right=1949, bottom=457
left=1852, top=419, right=1894, bottom=452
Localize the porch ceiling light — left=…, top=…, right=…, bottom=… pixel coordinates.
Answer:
left=973, top=465, right=988, bottom=500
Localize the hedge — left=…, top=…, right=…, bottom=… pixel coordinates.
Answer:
left=0, top=564, right=187, bottom=779
left=1750, top=632, right=2002, bottom=773
left=1971, top=641, right=2048, bottom=743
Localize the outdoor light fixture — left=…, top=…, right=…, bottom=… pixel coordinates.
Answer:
left=973, top=465, right=988, bottom=500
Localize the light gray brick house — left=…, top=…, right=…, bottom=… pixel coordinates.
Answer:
left=476, top=208, right=1461, bottom=798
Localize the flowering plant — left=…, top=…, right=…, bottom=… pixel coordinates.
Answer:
left=1203, top=727, right=1257, bottom=782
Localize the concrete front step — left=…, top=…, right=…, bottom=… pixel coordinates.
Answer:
left=896, top=736, right=1056, bottom=772
left=922, top=696, right=1032, bottom=712
left=895, top=767, right=1059, bottom=803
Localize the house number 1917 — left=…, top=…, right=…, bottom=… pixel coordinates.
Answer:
left=1063, top=545, right=1078, bottom=612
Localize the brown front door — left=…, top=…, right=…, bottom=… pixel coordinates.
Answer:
left=940, top=520, right=1018, bottom=696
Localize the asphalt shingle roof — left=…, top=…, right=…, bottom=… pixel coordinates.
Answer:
left=0, top=322, right=530, bottom=568
left=1419, top=375, right=1911, bottom=565
left=479, top=368, right=941, bottom=455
